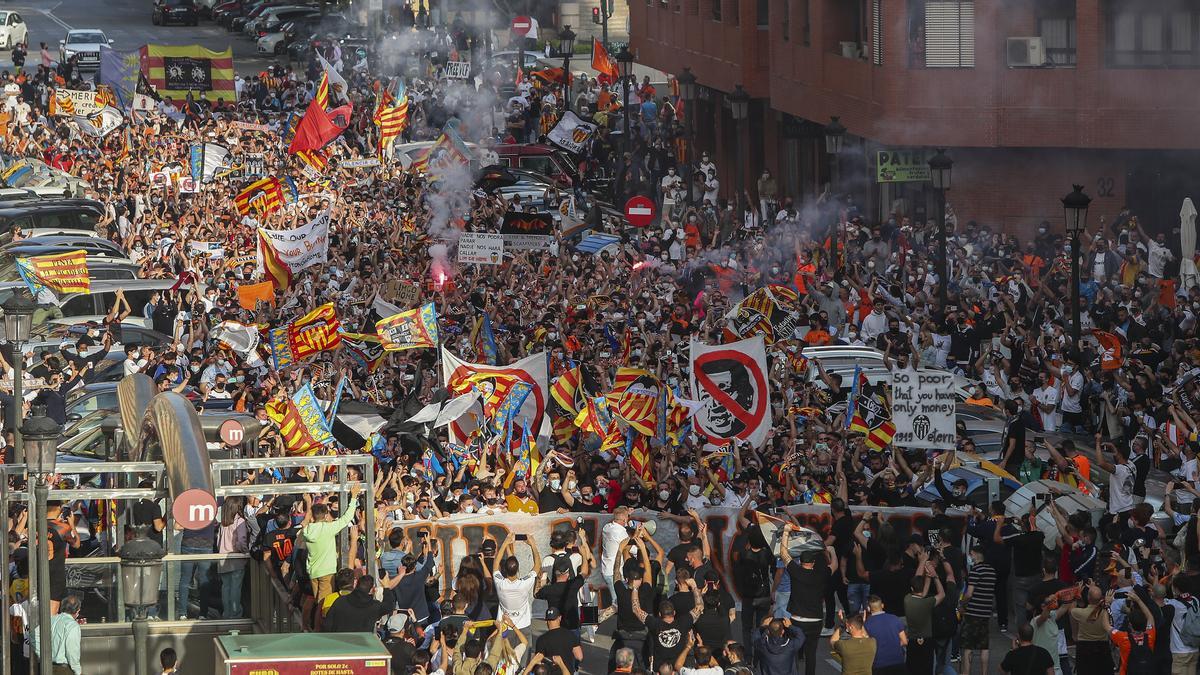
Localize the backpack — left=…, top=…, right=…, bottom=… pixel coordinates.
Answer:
left=1125, top=631, right=1156, bottom=673
left=1179, top=597, right=1200, bottom=649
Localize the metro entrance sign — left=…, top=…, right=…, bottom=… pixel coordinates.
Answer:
left=173, top=488, right=218, bottom=530
left=511, top=16, right=532, bottom=36
left=624, top=195, right=656, bottom=227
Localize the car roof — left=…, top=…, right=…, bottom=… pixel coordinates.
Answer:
left=0, top=201, right=103, bottom=216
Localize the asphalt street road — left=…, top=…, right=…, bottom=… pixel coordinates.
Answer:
left=0, top=0, right=276, bottom=73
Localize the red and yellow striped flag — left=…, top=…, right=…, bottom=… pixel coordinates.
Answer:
left=235, top=177, right=285, bottom=216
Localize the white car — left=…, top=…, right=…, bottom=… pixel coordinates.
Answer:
left=257, top=31, right=287, bottom=55
left=59, top=29, right=112, bottom=71
left=0, top=12, right=28, bottom=51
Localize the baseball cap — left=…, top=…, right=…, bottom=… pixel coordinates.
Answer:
left=481, top=540, right=497, bottom=554
left=544, top=607, right=561, bottom=621
left=552, top=557, right=574, bottom=577
left=386, top=613, right=408, bottom=633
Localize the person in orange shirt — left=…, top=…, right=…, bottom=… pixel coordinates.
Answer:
left=684, top=215, right=702, bottom=250
left=793, top=250, right=816, bottom=296
left=803, top=314, right=833, bottom=346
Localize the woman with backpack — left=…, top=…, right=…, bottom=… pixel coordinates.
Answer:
left=217, top=497, right=252, bottom=619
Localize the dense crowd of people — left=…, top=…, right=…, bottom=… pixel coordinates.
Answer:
left=1, top=11, right=1200, bottom=675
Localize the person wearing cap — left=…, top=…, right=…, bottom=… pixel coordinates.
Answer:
left=780, top=524, right=835, bottom=675
left=537, top=527, right=595, bottom=633
left=534, top=605, right=583, bottom=672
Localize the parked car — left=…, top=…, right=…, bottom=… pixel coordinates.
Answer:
left=0, top=11, right=28, bottom=50
left=58, top=30, right=111, bottom=71
left=0, top=201, right=104, bottom=241
left=1, top=235, right=127, bottom=259
left=153, top=0, right=199, bottom=25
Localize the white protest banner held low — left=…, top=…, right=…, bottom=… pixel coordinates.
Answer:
left=546, top=111, right=598, bottom=155
left=891, top=368, right=957, bottom=449
left=389, top=504, right=965, bottom=609
left=256, top=208, right=331, bottom=274
left=457, top=232, right=504, bottom=265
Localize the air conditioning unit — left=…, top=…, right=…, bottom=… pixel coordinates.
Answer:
left=1007, top=37, right=1047, bottom=67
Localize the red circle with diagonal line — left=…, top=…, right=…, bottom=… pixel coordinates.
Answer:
left=694, top=349, right=767, bottom=439
left=446, top=364, right=545, bottom=442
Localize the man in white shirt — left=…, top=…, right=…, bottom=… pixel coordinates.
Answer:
left=1166, top=576, right=1200, bottom=673
left=600, top=506, right=632, bottom=604
left=1057, top=362, right=1086, bottom=434
left=1032, top=372, right=1060, bottom=433
left=1096, top=442, right=1136, bottom=518
left=492, top=533, right=543, bottom=644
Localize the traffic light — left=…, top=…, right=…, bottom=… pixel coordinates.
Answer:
left=593, top=7, right=601, bottom=23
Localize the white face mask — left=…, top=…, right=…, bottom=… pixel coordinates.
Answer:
left=688, top=484, right=701, bottom=497
left=659, top=490, right=671, bottom=501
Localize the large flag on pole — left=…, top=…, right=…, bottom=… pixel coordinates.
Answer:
left=140, top=44, right=235, bottom=102
left=441, top=349, right=548, bottom=447
left=591, top=38, right=619, bottom=80
left=288, top=74, right=353, bottom=154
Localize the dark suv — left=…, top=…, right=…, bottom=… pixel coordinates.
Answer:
left=153, top=0, right=199, bottom=26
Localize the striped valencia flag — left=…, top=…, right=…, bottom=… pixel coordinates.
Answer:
left=257, top=229, right=293, bottom=291
left=313, top=72, right=330, bottom=110
left=550, top=366, right=583, bottom=415
left=375, top=94, right=409, bottom=159
left=410, top=127, right=471, bottom=174
left=295, top=147, right=330, bottom=174
left=627, top=431, right=652, bottom=483
left=551, top=415, right=576, bottom=444
left=235, top=177, right=285, bottom=216
left=140, top=44, right=235, bottom=102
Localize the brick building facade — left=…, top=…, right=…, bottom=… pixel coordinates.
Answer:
left=629, top=0, right=1200, bottom=237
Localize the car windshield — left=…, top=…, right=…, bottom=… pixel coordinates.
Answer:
left=68, top=33, right=105, bottom=44
left=0, top=13, right=10, bottom=23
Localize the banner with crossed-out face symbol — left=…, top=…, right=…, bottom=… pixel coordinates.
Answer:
left=689, top=335, right=771, bottom=449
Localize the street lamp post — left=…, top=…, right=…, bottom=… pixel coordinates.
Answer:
left=928, top=148, right=954, bottom=308
left=557, top=25, right=576, bottom=113
left=3, top=292, right=35, bottom=463
left=677, top=67, right=697, bottom=206
left=1062, top=185, right=1092, bottom=350
left=23, top=408, right=61, bottom=675
left=728, top=85, right=749, bottom=214
left=824, top=116, right=847, bottom=271
left=119, top=528, right=166, bottom=675
left=616, top=46, right=635, bottom=204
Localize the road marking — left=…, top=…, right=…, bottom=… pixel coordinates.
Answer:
left=37, top=5, right=73, bottom=32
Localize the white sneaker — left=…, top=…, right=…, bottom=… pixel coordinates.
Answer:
left=820, top=627, right=834, bottom=637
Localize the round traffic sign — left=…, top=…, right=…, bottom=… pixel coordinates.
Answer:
left=219, top=418, right=245, bottom=446
left=172, top=488, right=218, bottom=530
left=511, top=16, right=532, bottom=36
left=624, top=195, right=656, bottom=227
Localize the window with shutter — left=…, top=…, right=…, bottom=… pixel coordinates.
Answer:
left=924, top=0, right=974, bottom=68
left=872, top=0, right=883, bottom=64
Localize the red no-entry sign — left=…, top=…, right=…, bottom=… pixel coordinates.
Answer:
left=624, top=195, right=656, bottom=227
left=511, top=16, right=532, bottom=36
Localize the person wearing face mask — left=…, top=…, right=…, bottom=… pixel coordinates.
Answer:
left=536, top=466, right=571, bottom=513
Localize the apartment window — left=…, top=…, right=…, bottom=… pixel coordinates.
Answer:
left=802, top=0, right=811, bottom=45
left=1038, top=17, right=1077, bottom=65
left=1107, top=0, right=1200, bottom=67
left=758, top=0, right=769, bottom=28
left=712, top=0, right=721, bottom=22
left=924, top=0, right=975, bottom=67
left=782, top=0, right=790, bottom=40
left=871, top=0, right=883, bottom=64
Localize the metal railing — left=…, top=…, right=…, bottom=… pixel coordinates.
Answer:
left=0, top=455, right=376, bottom=674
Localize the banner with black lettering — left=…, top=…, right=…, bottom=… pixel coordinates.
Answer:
left=689, top=335, right=771, bottom=448
left=500, top=212, right=554, bottom=251
left=891, top=369, right=956, bottom=449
